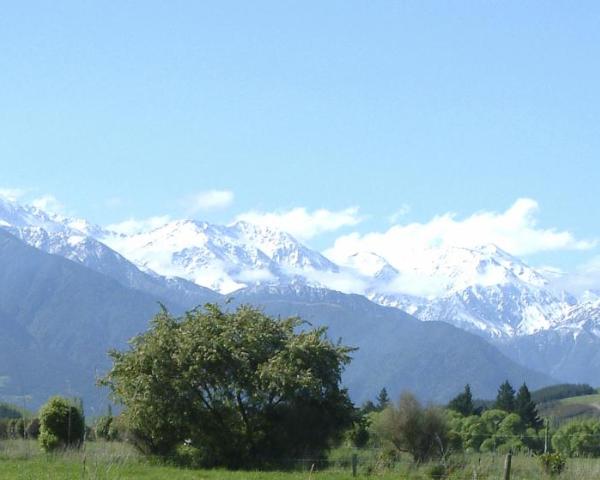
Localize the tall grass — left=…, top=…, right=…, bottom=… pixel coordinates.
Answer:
left=4, top=439, right=600, bottom=479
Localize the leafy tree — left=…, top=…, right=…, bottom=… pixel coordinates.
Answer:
left=495, top=380, right=516, bottom=413
left=515, top=383, right=542, bottom=430
left=101, top=304, right=355, bottom=467
left=38, top=397, right=85, bottom=451
left=552, top=420, right=600, bottom=457
left=376, top=388, right=390, bottom=411
left=375, top=392, right=449, bottom=463
left=448, top=384, right=475, bottom=416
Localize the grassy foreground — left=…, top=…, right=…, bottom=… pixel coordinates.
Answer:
left=5, top=440, right=600, bottom=479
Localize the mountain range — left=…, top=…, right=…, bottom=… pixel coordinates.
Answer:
left=0, top=197, right=599, bottom=408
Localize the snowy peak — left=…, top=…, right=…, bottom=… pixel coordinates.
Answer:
left=230, top=220, right=338, bottom=272
left=0, top=197, right=68, bottom=232
left=101, top=218, right=338, bottom=294
left=414, top=244, right=549, bottom=292
left=346, top=251, right=397, bottom=276
left=1, top=196, right=598, bottom=343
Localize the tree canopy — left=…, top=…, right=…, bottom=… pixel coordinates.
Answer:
left=495, top=380, right=516, bottom=413
left=448, top=384, right=474, bottom=416
left=515, top=383, right=542, bottom=431
left=101, top=304, right=355, bottom=468
left=376, top=388, right=390, bottom=411
left=38, top=397, right=85, bottom=452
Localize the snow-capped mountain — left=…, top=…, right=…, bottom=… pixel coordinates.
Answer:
left=333, top=244, right=568, bottom=338
left=1, top=196, right=598, bottom=347
left=0, top=198, right=218, bottom=309
left=101, top=220, right=338, bottom=293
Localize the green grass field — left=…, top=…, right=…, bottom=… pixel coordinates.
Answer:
left=4, top=439, right=600, bottom=479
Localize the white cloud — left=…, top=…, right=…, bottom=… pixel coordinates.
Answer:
left=302, top=268, right=369, bottom=294
left=235, top=207, right=363, bottom=241
left=106, top=215, right=171, bottom=236
left=0, top=187, right=27, bottom=201
left=184, top=190, right=234, bottom=213
left=326, top=198, right=595, bottom=272
left=31, top=195, right=66, bottom=216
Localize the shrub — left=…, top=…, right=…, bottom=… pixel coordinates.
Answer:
left=374, top=392, right=450, bottom=463
left=38, top=397, right=85, bottom=451
left=539, top=452, right=566, bottom=476
left=101, top=304, right=354, bottom=468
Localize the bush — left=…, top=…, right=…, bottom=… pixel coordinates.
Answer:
left=38, top=397, right=85, bottom=451
left=374, top=392, right=450, bottom=463
left=539, top=452, right=566, bottom=476
left=101, top=304, right=354, bottom=468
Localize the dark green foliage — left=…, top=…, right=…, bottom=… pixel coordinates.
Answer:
left=539, top=452, right=566, bottom=475
left=38, top=397, right=85, bottom=451
left=515, top=383, right=543, bottom=430
left=532, top=384, right=596, bottom=404
left=25, top=418, right=40, bottom=439
left=495, top=381, right=516, bottom=413
left=376, top=392, right=449, bottom=463
left=8, top=418, right=25, bottom=438
left=348, top=411, right=370, bottom=448
left=0, top=402, right=23, bottom=419
left=101, top=304, right=355, bottom=468
left=448, top=384, right=475, bottom=416
left=376, top=388, right=390, bottom=410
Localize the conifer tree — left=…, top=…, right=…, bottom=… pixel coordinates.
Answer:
left=376, top=388, right=390, bottom=411
left=515, top=383, right=543, bottom=430
left=448, top=384, right=475, bottom=416
left=495, top=380, right=516, bottom=413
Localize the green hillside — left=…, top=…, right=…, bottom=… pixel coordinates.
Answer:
left=539, top=392, right=600, bottom=423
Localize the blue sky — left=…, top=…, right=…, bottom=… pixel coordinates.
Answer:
left=1, top=2, right=599, bottom=272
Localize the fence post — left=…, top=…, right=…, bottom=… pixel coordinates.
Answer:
left=503, top=451, right=512, bottom=480
left=352, top=453, right=358, bottom=477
